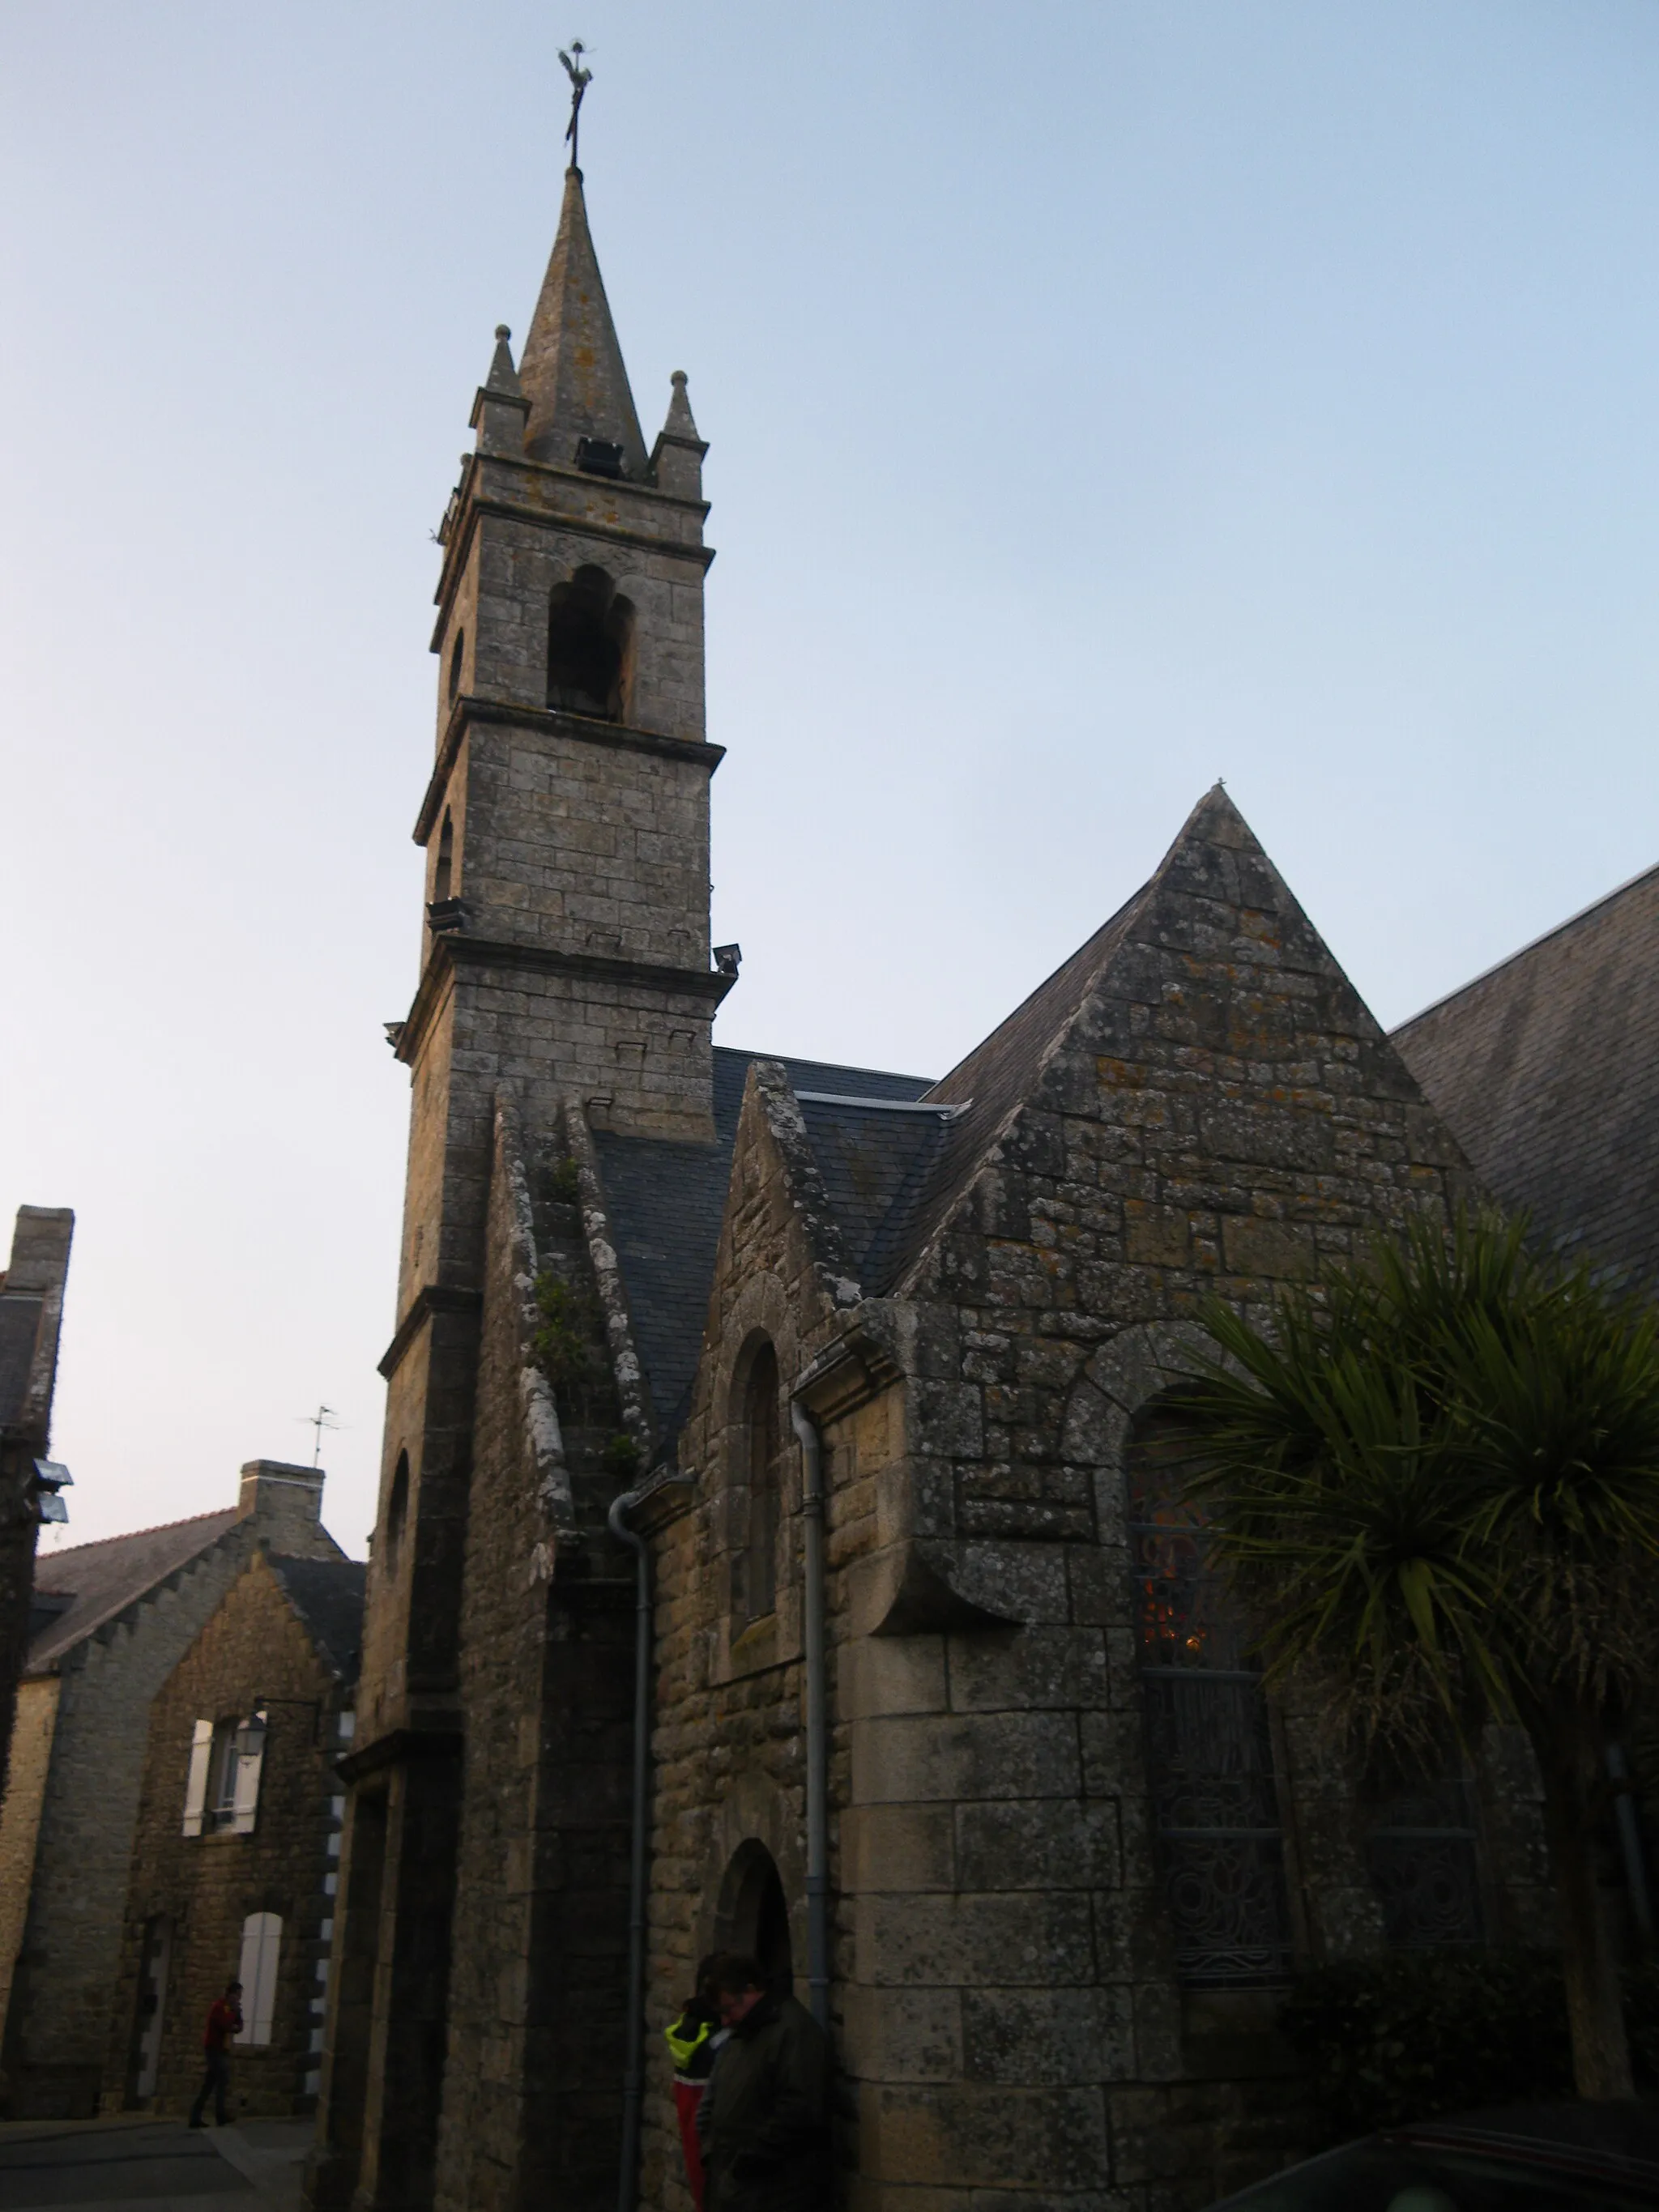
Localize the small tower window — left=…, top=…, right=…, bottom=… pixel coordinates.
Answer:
left=547, top=565, right=634, bottom=722
left=433, top=812, right=454, bottom=905
left=448, top=628, right=465, bottom=704
left=740, top=1344, right=781, bottom=1622
left=383, top=1452, right=410, bottom=1580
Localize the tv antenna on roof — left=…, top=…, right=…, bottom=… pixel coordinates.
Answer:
left=561, top=39, right=593, bottom=170
left=300, top=1404, right=343, bottom=1468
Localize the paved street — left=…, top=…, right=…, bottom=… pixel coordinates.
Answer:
left=0, top=2118, right=308, bottom=2211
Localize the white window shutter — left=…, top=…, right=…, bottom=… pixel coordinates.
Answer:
left=182, top=1720, right=214, bottom=1836
left=235, top=1912, right=281, bottom=2045
left=229, top=1715, right=267, bottom=1835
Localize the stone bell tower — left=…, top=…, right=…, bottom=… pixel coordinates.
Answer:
left=317, top=160, right=724, bottom=2212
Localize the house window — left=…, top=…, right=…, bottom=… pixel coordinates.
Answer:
left=235, top=1912, right=282, bottom=2046
left=182, top=1712, right=267, bottom=1837
left=447, top=627, right=465, bottom=704
left=1128, top=1408, right=1292, bottom=1986
left=546, top=565, right=634, bottom=721
left=740, top=1344, right=782, bottom=1622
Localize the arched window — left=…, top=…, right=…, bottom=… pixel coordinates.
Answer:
left=235, top=1912, right=282, bottom=2046
left=1128, top=1402, right=1292, bottom=1986
left=546, top=565, right=634, bottom=722
left=447, top=628, right=465, bottom=704
left=433, top=812, right=454, bottom=905
left=714, top=1839, right=793, bottom=1996
left=740, top=1345, right=781, bottom=1622
left=383, top=1453, right=410, bottom=1580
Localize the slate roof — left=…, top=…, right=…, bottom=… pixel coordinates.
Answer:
left=795, top=1095, right=960, bottom=1295
left=28, top=1509, right=238, bottom=1673
left=592, top=890, right=1153, bottom=1443
left=270, top=1556, right=368, bottom=1683
left=591, top=795, right=1255, bottom=1447
left=1392, top=860, right=1659, bottom=1293
left=594, top=1047, right=932, bottom=1441
left=595, top=785, right=1443, bottom=1448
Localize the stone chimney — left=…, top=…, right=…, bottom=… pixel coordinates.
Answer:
left=237, top=1460, right=335, bottom=1558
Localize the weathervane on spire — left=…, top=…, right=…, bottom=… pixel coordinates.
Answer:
left=560, top=39, right=592, bottom=171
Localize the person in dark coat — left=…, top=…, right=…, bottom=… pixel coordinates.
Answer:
left=697, top=1954, right=830, bottom=2212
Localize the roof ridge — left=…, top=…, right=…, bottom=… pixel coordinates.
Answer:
left=33, top=1503, right=237, bottom=1583
left=716, top=1046, right=935, bottom=1093
left=1393, top=857, right=1659, bottom=1036
left=793, top=1091, right=966, bottom=1116
left=922, top=882, right=1149, bottom=1107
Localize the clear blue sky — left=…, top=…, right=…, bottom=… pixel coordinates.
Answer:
left=6, top=0, right=1658, bottom=1557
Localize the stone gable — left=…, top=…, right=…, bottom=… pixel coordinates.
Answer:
left=103, top=1551, right=356, bottom=2118
left=0, top=1468, right=343, bottom=2121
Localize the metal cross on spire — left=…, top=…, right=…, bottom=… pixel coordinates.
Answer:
left=560, top=39, right=593, bottom=171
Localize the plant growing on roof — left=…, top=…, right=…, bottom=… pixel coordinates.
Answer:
left=602, top=1432, right=641, bottom=1481
left=1162, top=1208, right=1659, bottom=2102
left=531, top=1272, right=603, bottom=1414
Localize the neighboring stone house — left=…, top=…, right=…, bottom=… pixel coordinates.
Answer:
left=0, top=1460, right=344, bottom=2118
left=309, top=137, right=1657, bottom=2212
left=103, top=1549, right=364, bottom=2118
left=0, top=1206, right=74, bottom=1805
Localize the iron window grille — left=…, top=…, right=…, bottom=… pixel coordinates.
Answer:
left=1363, top=1772, right=1484, bottom=1950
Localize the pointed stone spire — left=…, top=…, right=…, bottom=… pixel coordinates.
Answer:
left=662, top=368, right=699, bottom=441
left=486, top=325, right=522, bottom=397
left=471, top=325, right=531, bottom=458
left=518, top=168, right=649, bottom=479
left=650, top=370, right=708, bottom=500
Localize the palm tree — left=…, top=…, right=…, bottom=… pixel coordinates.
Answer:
left=1163, top=1210, right=1659, bottom=2101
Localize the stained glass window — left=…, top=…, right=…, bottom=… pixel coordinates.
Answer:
left=1128, top=1417, right=1294, bottom=1987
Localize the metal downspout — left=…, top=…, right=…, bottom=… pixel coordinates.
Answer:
left=1608, top=1743, right=1654, bottom=1941
left=608, top=1486, right=651, bottom=2212
left=790, top=1398, right=830, bottom=2031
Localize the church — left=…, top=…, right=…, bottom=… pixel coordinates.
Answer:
left=306, top=126, right=1659, bottom=2212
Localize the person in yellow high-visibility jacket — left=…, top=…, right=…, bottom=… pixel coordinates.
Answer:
left=664, top=1954, right=727, bottom=2210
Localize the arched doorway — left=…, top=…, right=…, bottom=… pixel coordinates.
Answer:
left=714, top=1839, right=793, bottom=1996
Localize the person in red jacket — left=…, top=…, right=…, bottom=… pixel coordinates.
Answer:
left=187, top=1980, right=243, bottom=2128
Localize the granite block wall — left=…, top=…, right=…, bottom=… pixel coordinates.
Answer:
left=630, top=801, right=1562, bottom=2211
